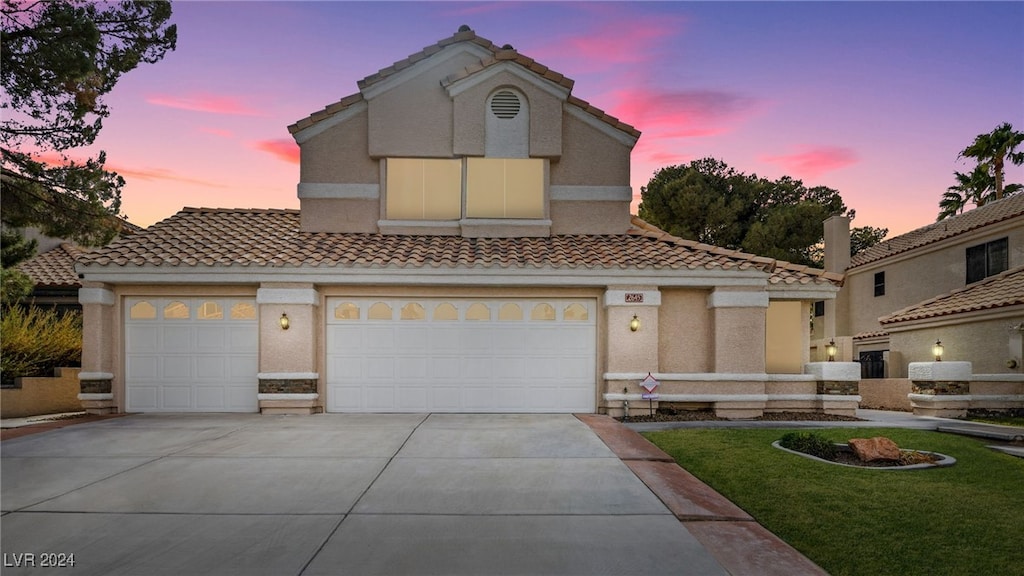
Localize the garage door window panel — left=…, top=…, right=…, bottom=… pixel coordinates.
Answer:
left=334, top=302, right=360, bottom=320
left=401, top=302, right=425, bottom=320
left=130, top=301, right=156, bottom=320
left=230, top=301, right=256, bottom=320
left=499, top=303, right=522, bottom=321
left=531, top=303, right=555, bottom=321
left=433, top=303, right=459, bottom=321
left=198, top=301, right=223, bottom=320
left=164, top=301, right=190, bottom=319
left=368, top=302, right=393, bottom=320
left=466, top=303, right=491, bottom=321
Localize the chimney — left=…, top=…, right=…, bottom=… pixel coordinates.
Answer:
left=824, top=215, right=851, bottom=274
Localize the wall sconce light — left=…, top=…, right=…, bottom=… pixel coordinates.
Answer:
left=280, top=313, right=290, bottom=330
left=932, top=339, right=943, bottom=362
left=629, top=314, right=640, bottom=332
left=826, top=338, right=837, bottom=362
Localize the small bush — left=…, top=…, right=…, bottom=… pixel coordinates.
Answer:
left=1, top=306, right=82, bottom=387
left=779, top=431, right=838, bottom=460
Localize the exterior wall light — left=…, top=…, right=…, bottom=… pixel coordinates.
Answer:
left=629, top=314, right=640, bottom=332
left=280, top=313, right=290, bottom=330
left=826, top=338, right=837, bottom=362
left=932, top=339, right=943, bottom=361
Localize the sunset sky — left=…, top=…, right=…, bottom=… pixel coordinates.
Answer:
left=75, top=1, right=1024, bottom=237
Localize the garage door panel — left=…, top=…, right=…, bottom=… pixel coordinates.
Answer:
left=327, top=298, right=595, bottom=413
left=126, top=297, right=258, bottom=413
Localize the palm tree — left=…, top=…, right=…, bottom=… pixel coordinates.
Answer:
left=959, top=122, right=1024, bottom=201
left=939, top=164, right=994, bottom=220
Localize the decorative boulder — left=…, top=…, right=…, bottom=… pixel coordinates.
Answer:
left=848, top=437, right=901, bottom=462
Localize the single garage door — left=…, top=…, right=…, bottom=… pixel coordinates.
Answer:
left=326, top=298, right=596, bottom=413
left=125, top=297, right=259, bottom=412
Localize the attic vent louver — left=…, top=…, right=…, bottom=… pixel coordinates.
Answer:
left=490, top=90, right=521, bottom=119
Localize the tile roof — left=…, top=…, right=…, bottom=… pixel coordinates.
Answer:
left=76, top=208, right=840, bottom=287
left=880, top=265, right=1024, bottom=325
left=850, top=193, right=1024, bottom=269
left=16, top=243, right=87, bottom=288
left=288, top=27, right=640, bottom=140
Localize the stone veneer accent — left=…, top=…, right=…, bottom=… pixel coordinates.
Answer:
left=259, top=378, right=317, bottom=394
left=80, top=379, right=112, bottom=394
left=816, top=380, right=859, bottom=395
left=911, top=380, right=970, bottom=395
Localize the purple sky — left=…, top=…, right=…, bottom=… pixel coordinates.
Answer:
left=74, top=1, right=1024, bottom=237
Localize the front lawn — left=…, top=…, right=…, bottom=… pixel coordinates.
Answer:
left=644, top=427, right=1024, bottom=576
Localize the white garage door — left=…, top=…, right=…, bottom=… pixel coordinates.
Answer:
left=125, top=297, right=259, bottom=412
left=326, top=298, right=596, bottom=413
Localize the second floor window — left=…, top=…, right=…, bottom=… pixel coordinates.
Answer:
left=873, top=271, right=885, bottom=297
left=385, top=158, right=461, bottom=220
left=966, top=237, right=1008, bottom=284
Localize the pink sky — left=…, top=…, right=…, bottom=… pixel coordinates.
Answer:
left=66, top=2, right=1024, bottom=238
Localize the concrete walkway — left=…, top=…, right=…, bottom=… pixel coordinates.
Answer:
left=2, top=413, right=740, bottom=576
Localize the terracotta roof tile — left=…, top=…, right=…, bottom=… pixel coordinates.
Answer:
left=16, top=243, right=87, bottom=288
left=76, top=209, right=837, bottom=287
left=853, top=330, right=890, bottom=340
left=851, top=193, right=1024, bottom=269
left=880, top=265, right=1024, bottom=325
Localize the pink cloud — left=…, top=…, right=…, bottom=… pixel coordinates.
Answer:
left=146, top=93, right=263, bottom=116
left=608, top=88, right=760, bottom=137
left=760, top=146, right=860, bottom=179
left=29, top=151, right=229, bottom=188
left=251, top=139, right=299, bottom=164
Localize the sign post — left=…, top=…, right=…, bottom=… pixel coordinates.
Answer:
left=640, top=372, right=659, bottom=416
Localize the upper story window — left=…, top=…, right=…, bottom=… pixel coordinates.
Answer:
left=873, top=271, right=885, bottom=297
left=813, top=301, right=825, bottom=317
left=466, top=158, right=543, bottom=218
left=385, top=158, right=462, bottom=220
left=966, top=237, right=1008, bottom=284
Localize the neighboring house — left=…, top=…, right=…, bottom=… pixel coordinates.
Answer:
left=819, top=192, right=1024, bottom=378
left=75, top=27, right=842, bottom=416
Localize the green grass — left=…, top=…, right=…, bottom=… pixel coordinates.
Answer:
left=966, top=414, right=1024, bottom=428
left=643, top=427, right=1024, bottom=576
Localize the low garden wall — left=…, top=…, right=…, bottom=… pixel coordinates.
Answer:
left=858, top=378, right=912, bottom=411
left=1, top=367, right=83, bottom=418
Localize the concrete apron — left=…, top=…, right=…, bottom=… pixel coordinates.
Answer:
left=1, top=413, right=742, bottom=576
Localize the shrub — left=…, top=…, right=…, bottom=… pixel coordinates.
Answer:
left=1, top=306, right=82, bottom=387
left=779, top=431, right=838, bottom=460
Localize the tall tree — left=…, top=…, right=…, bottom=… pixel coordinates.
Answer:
left=638, top=158, right=880, bottom=267
left=1, top=0, right=176, bottom=246
left=958, top=122, right=1024, bottom=202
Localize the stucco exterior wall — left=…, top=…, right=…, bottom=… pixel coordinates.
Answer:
left=299, top=198, right=380, bottom=233
left=549, top=113, right=631, bottom=187
left=858, top=378, right=913, bottom=411
left=658, top=289, right=712, bottom=373
left=889, top=313, right=1024, bottom=375
left=844, top=221, right=1024, bottom=336
left=765, top=301, right=805, bottom=374
left=549, top=200, right=631, bottom=235
left=451, top=69, right=564, bottom=158
left=299, top=108, right=378, bottom=183
left=367, top=51, right=484, bottom=158
left=1, top=368, right=82, bottom=418
left=711, top=302, right=766, bottom=373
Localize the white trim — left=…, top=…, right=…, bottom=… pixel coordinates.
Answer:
left=458, top=218, right=553, bottom=228
left=377, top=219, right=461, bottom=228
left=972, top=374, right=1024, bottom=382
left=363, top=43, right=494, bottom=100
left=908, top=361, right=972, bottom=382
left=603, top=289, right=661, bottom=307
left=564, top=104, right=639, bottom=148
left=908, top=393, right=972, bottom=404
left=604, top=372, right=817, bottom=382
left=257, top=393, right=319, bottom=401
left=78, top=372, right=114, bottom=381
left=971, top=394, right=1024, bottom=402
left=78, top=393, right=113, bottom=401
left=767, top=287, right=839, bottom=300
left=803, top=362, right=861, bottom=382
left=256, top=288, right=319, bottom=305
left=258, top=372, right=319, bottom=380
left=707, top=290, right=769, bottom=309
left=550, top=186, right=632, bottom=202
left=293, top=100, right=368, bottom=144
left=79, top=288, right=114, bottom=306
left=298, top=183, right=379, bottom=200
left=445, top=60, right=571, bottom=101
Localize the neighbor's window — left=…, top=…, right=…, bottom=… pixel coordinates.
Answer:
left=873, top=271, right=885, bottom=297
left=966, top=237, right=1008, bottom=284
left=466, top=158, right=543, bottom=218
left=385, top=158, right=462, bottom=220
left=813, top=301, right=825, bottom=317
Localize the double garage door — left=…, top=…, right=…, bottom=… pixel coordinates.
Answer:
left=125, top=297, right=259, bottom=412
left=326, top=298, right=597, bottom=413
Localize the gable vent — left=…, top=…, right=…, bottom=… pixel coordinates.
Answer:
left=490, top=90, right=521, bottom=119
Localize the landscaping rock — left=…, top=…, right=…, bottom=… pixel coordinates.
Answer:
left=848, top=437, right=901, bottom=462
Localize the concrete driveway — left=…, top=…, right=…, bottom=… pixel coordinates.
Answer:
left=1, top=413, right=728, bottom=575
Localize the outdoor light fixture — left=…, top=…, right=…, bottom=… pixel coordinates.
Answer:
left=932, top=339, right=943, bottom=361
left=629, top=314, right=640, bottom=332
left=826, top=338, right=837, bottom=362
left=280, top=313, right=290, bottom=330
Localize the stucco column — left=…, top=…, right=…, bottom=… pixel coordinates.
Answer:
left=256, top=284, right=321, bottom=414
left=707, top=288, right=768, bottom=373
left=602, top=287, right=660, bottom=415
left=78, top=284, right=117, bottom=414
